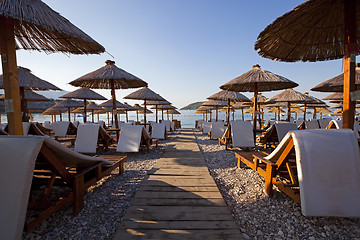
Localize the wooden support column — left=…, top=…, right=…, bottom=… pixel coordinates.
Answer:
left=110, top=80, right=119, bottom=129
left=226, top=99, right=230, bottom=124
left=0, top=16, right=23, bottom=135
left=144, top=99, right=147, bottom=124
left=287, top=102, right=291, bottom=122
left=343, top=0, right=357, bottom=129
left=83, top=99, right=87, bottom=123
left=253, top=83, right=258, bottom=140
left=68, top=107, right=71, bottom=122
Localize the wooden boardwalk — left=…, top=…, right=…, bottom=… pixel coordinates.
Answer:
left=113, top=129, right=242, bottom=239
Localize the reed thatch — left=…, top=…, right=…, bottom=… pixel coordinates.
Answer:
left=245, top=107, right=255, bottom=114
left=70, top=60, right=147, bottom=89
left=197, top=106, right=215, bottom=111
left=312, top=65, right=360, bottom=92
left=60, top=88, right=106, bottom=100
left=145, top=100, right=171, bottom=105
left=122, top=102, right=137, bottom=111
left=53, top=99, right=82, bottom=108
left=124, top=87, right=165, bottom=101
left=312, top=107, right=331, bottom=113
left=329, top=103, right=343, bottom=109
left=207, top=90, right=250, bottom=102
left=138, top=108, right=153, bottom=114
left=219, top=108, right=235, bottom=113
left=254, top=0, right=356, bottom=62
left=99, top=99, right=127, bottom=109
left=86, top=102, right=103, bottom=110
left=232, top=102, right=249, bottom=109
left=0, top=66, right=61, bottom=90
left=267, top=107, right=285, bottom=113
left=165, top=109, right=181, bottom=114
left=290, top=107, right=304, bottom=113
left=71, top=107, right=84, bottom=113
left=322, top=92, right=343, bottom=100
left=220, top=65, right=298, bottom=92
left=0, top=90, right=49, bottom=101
left=133, top=104, right=143, bottom=110
left=202, top=100, right=228, bottom=107
left=0, top=0, right=105, bottom=54
left=266, top=89, right=319, bottom=104
left=42, top=106, right=67, bottom=115
left=150, top=104, right=175, bottom=110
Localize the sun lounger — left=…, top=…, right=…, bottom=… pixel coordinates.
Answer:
left=304, top=119, right=320, bottom=129
left=151, top=122, right=166, bottom=140
left=236, top=129, right=360, bottom=217
left=219, top=121, right=254, bottom=149
left=327, top=119, right=342, bottom=129
left=258, top=122, right=297, bottom=148
left=202, top=122, right=211, bottom=134
left=209, top=122, right=226, bottom=139
left=50, top=121, right=70, bottom=137
left=116, top=125, right=144, bottom=152
left=318, top=118, right=331, bottom=129
left=0, top=135, right=127, bottom=235
left=0, top=123, right=7, bottom=131
left=162, top=120, right=171, bottom=132
left=74, top=124, right=100, bottom=153
left=35, top=122, right=53, bottom=136
left=43, top=121, right=51, bottom=129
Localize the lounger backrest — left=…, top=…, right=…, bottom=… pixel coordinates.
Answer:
left=116, top=125, right=144, bottom=152
left=22, top=122, right=32, bottom=135
left=74, top=124, right=100, bottom=153
left=0, top=136, right=44, bottom=240
left=210, top=122, right=226, bottom=139
left=171, top=121, right=175, bottom=131
left=318, top=118, right=331, bottom=129
left=230, top=121, right=254, bottom=148
left=295, top=120, right=304, bottom=128
left=43, top=121, right=51, bottom=129
left=151, top=123, right=166, bottom=139
left=327, top=120, right=342, bottom=129
left=163, top=120, right=171, bottom=132
left=275, top=122, right=298, bottom=142
left=305, top=119, right=320, bottom=129
left=73, top=121, right=80, bottom=127
left=292, top=129, right=360, bottom=217
left=0, top=123, right=7, bottom=131
left=51, top=121, right=70, bottom=137
left=202, top=122, right=211, bottom=134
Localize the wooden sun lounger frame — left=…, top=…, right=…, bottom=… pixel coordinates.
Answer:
left=26, top=144, right=127, bottom=231
left=235, top=138, right=300, bottom=203
left=218, top=124, right=231, bottom=150
left=257, top=124, right=278, bottom=149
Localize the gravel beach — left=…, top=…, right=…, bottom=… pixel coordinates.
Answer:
left=23, top=129, right=360, bottom=239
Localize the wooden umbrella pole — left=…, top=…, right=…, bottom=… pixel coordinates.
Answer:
left=216, top=106, right=218, bottom=122
left=73, top=112, right=76, bottom=121
left=92, top=110, right=94, bottom=122
left=343, top=0, right=356, bottom=129
left=20, top=87, right=28, bottom=122
left=313, top=108, right=317, bottom=119
left=110, top=80, right=119, bottom=129
left=68, top=107, right=71, bottom=122
left=107, top=112, right=110, bottom=126
left=136, top=111, right=139, bottom=122
left=303, top=104, right=307, bottom=120
left=144, top=99, right=147, bottom=124
left=241, top=108, right=244, bottom=121
left=0, top=17, right=23, bottom=135
left=278, top=107, right=280, bottom=121
left=226, top=99, right=230, bottom=124
left=287, top=102, right=291, bottom=121
left=253, top=83, right=258, bottom=138
left=59, top=111, right=62, bottom=121
left=162, top=109, right=164, bottom=120
left=83, top=99, right=87, bottom=123
left=232, top=110, right=234, bottom=121
left=156, top=105, right=158, bottom=123
left=126, top=111, right=128, bottom=122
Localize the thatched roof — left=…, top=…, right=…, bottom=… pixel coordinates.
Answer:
left=42, top=106, right=67, bottom=115
left=71, top=107, right=84, bottom=113
left=53, top=99, right=82, bottom=108
left=150, top=104, right=175, bottom=110
left=220, top=65, right=298, bottom=92
left=145, top=100, right=171, bottom=105
left=267, top=107, right=285, bottom=113
left=137, top=108, right=153, bottom=114
left=266, top=89, right=320, bottom=104
left=86, top=102, right=103, bottom=110
left=197, top=106, right=215, bottom=111
left=0, top=90, right=49, bottom=101
left=290, top=107, right=304, bottom=113
left=322, top=92, right=343, bottom=100
left=312, top=107, right=331, bottom=113
left=133, top=104, right=143, bottom=110
left=232, top=102, right=249, bottom=109
left=60, top=88, right=106, bottom=100
left=164, top=109, right=181, bottom=114
left=254, top=0, right=355, bottom=62
left=122, top=102, right=137, bottom=111
left=219, top=107, right=234, bottom=113
left=0, top=66, right=61, bottom=90
left=70, top=60, right=147, bottom=89
left=99, top=99, right=127, bottom=109
left=329, top=102, right=343, bottom=109
left=202, top=100, right=228, bottom=107
left=124, top=87, right=165, bottom=101
left=312, top=65, right=360, bottom=92
left=207, top=90, right=250, bottom=102
left=0, top=0, right=104, bottom=54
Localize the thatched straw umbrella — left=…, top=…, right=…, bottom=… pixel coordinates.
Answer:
left=254, top=0, right=360, bottom=129
left=133, top=104, right=143, bottom=122
left=124, top=87, right=165, bottom=124
left=267, top=107, right=285, bottom=120
left=121, top=102, right=137, bottom=122
left=0, top=66, right=61, bottom=122
left=151, top=104, right=175, bottom=120
left=69, top=60, right=147, bottom=129
left=322, top=92, right=344, bottom=101
left=202, top=100, right=227, bottom=122
left=232, top=102, right=249, bottom=121
left=312, top=107, right=331, bottom=119
left=138, top=108, right=153, bottom=114
left=0, top=1, right=104, bottom=135
left=145, top=100, right=171, bottom=123
left=207, top=90, right=250, bottom=124
left=196, top=106, right=214, bottom=121
left=60, top=88, right=106, bottom=123
left=99, top=99, right=128, bottom=126
left=71, top=107, right=84, bottom=122
left=42, top=106, right=67, bottom=122
left=266, top=89, right=320, bottom=121
left=53, top=99, right=83, bottom=122
left=220, top=64, right=298, bottom=136
left=245, top=93, right=269, bottom=125
left=329, top=103, right=343, bottom=109
left=164, top=109, right=181, bottom=121
left=86, top=102, right=103, bottom=122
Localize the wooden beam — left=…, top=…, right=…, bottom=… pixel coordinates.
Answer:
left=0, top=16, right=23, bottom=135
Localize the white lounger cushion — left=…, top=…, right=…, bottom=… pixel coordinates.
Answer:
left=163, top=120, right=171, bottom=132
left=151, top=123, right=166, bottom=139
left=50, top=121, right=70, bottom=137
left=74, top=124, right=100, bottom=153
left=202, top=122, right=211, bottom=134
left=318, top=118, right=331, bottom=129
left=22, top=122, right=32, bottom=135
left=275, top=122, right=297, bottom=142
left=230, top=121, right=254, bottom=148
left=305, top=119, right=319, bottom=129
left=210, top=122, right=226, bottom=139
left=117, top=125, right=144, bottom=152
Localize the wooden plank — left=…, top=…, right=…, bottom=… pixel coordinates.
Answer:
left=113, top=229, right=242, bottom=240
left=148, top=175, right=215, bottom=181
left=147, top=169, right=210, bottom=176
left=142, top=179, right=217, bottom=187
left=134, top=191, right=223, bottom=199
left=138, top=185, right=220, bottom=192
left=120, top=220, right=238, bottom=230
left=131, top=198, right=226, bottom=207
left=124, top=206, right=234, bottom=221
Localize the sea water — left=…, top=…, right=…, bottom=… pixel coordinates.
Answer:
left=0, top=110, right=335, bottom=128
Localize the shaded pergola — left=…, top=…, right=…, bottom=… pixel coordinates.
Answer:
left=0, top=1, right=104, bottom=134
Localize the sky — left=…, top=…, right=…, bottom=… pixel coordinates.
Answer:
left=1, top=0, right=355, bottom=108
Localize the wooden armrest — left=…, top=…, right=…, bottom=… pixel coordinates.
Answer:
left=253, top=154, right=276, bottom=166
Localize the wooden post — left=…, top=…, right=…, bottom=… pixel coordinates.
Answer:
left=241, top=107, right=244, bottom=121
left=59, top=111, right=62, bottom=121
left=303, top=103, right=307, bottom=120
left=226, top=99, right=230, bottom=124
left=83, top=99, right=87, bottom=123
left=110, top=80, right=119, bottom=129
left=155, top=105, right=158, bottom=123
left=92, top=110, right=94, bottom=122
left=68, top=107, right=71, bottom=122
left=125, top=110, right=128, bottom=122
left=144, top=99, right=147, bottom=123
left=287, top=102, right=291, bottom=121
left=343, top=0, right=357, bottom=129
left=0, top=16, right=23, bottom=135
left=216, top=105, right=219, bottom=122
left=253, top=83, right=258, bottom=140
left=20, top=87, right=29, bottom=122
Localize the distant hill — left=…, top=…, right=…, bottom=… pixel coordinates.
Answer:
left=181, top=101, right=205, bottom=110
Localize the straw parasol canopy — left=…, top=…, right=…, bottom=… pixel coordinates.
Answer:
left=0, top=1, right=105, bottom=134
left=53, top=99, right=83, bottom=122
left=86, top=102, right=103, bottom=122
left=220, top=64, right=298, bottom=135
left=231, top=102, right=249, bottom=121
left=99, top=99, right=128, bottom=109
left=124, top=87, right=165, bottom=124
left=138, top=108, right=153, bottom=114
left=254, top=0, right=360, bottom=129
left=207, top=90, right=250, bottom=123
left=266, top=89, right=320, bottom=121
left=143, top=100, right=171, bottom=123
left=120, top=102, right=137, bottom=122
left=60, top=88, right=106, bottom=123
left=202, top=100, right=228, bottom=122
left=72, top=107, right=84, bottom=113
left=322, top=92, right=344, bottom=101
left=0, top=89, right=49, bottom=102
left=42, top=105, right=67, bottom=122
left=267, top=107, right=285, bottom=113
left=69, top=60, right=147, bottom=128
